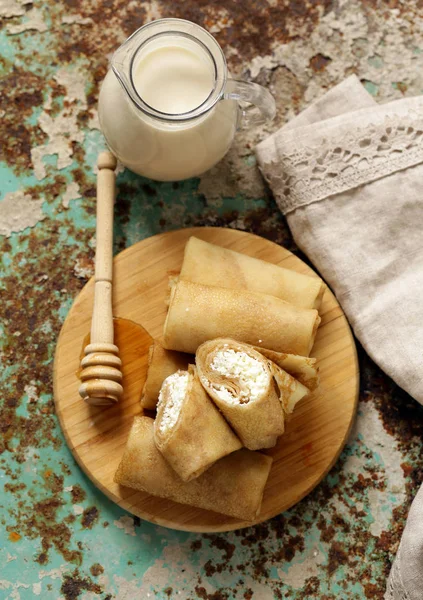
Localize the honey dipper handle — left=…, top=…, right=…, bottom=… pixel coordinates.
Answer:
left=91, top=151, right=117, bottom=345
left=95, top=152, right=116, bottom=283
left=91, top=280, right=114, bottom=344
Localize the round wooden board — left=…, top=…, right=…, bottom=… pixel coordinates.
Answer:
left=54, top=227, right=359, bottom=532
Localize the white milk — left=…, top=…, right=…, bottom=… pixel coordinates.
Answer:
left=98, top=41, right=238, bottom=181
left=133, top=45, right=214, bottom=115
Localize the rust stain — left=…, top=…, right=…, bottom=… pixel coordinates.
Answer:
left=4, top=482, right=26, bottom=493
left=159, top=0, right=333, bottom=65
left=194, top=587, right=230, bottom=600
left=0, top=225, right=92, bottom=461
left=327, top=541, right=348, bottom=576
left=52, top=0, right=332, bottom=71
left=310, top=53, right=332, bottom=72
left=191, top=539, right=202, bottom=551
left=24, top=497, right=83, bottom=565
left=207, top=535, right=236, bottom=561
left=395, top=81, right=408, bottom=94
left=81, top=506, right=99, bottom=529
left=70, top=484, right=87, bottom=504
left=89, top=563, right=104, bottom=577
left=60, top=569, right=102, bottom=600
left=8, top=531, right=21, bottom=542
left=0, top=67, right=47, bottom=175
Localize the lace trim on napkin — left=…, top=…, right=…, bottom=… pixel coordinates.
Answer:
left=261, top=109, right=423, bottom=214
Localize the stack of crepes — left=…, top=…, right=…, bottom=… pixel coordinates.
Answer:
left=115, top=237, right=324, bottom=521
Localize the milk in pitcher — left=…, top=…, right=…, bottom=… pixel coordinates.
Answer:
left=98, top=19, right=275, bottom=181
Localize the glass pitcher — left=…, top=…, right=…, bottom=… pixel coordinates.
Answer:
left=98, top=18, right=276, bottom=182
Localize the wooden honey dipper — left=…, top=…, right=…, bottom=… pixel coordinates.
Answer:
left=78, top=152, right=123, bottom=406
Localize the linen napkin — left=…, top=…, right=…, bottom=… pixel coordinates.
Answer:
left=255, top=75, right=423, bottom=600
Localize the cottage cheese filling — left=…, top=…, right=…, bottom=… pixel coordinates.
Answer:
left=158, top=372, right=189, bottom=432
left=209, top=349, right=268, bottom=404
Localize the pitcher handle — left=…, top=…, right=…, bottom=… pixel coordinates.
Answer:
left=223, top=79, right=276, bottom=127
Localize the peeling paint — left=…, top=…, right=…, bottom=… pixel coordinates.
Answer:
left=112, top=574, right=145, bottom=599
left=6, top=554, right=17, bottom=563
left=38, top=566, right=68, bottom=580
left=62, top=182, right=82, bottom=209
left=73, top=256, right=94, bottom=279
left=6, top=8, right=48, bottom=35
left=0, top=0, right=32, bottom=18
left=0, top=191, right=44, bottom=237
left=113, top=516, right=136, bottom=537
left=24, top=383, right=39, bottom=403
left=61, top=15, right=94, bottom=26
left=282, top=545, right=325, bottom=588
left=31, top=111, right=85, bottom=180
left=357, top=402, right=406, bottom=536
left=54, top=68, right=87, bottom=108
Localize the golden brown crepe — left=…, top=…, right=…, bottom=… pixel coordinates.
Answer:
left=154, top=366, right=242, bottom=481
left=163, top=280, right=321, bottom=356
left=268, top=362, right=310, bottom=415
left=114, top=416, right=272, bottom=521
left=195, top=339, right=285, bottom=450
left=179, top=236, right=325, bottom=310
left=141, top=342, right=191, bottom=409
left=253, top=346, right=319, bottom=391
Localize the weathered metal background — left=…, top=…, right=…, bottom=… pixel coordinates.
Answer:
left=1, top=0, right=423, bottom=598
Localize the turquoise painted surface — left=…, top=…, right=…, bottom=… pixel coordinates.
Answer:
left=2, top=1, right=423, bottom=598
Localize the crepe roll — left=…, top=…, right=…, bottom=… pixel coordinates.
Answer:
left=179, top=237, right=325, bottom=310
left=163, top=280, right=321, bottom=356
left=253, top=347, right=319, bottom=391
left=269, top=362, right=309, bottom=415
left=196, top=339, right=285, bottom=450
left=141, top=342, right=191, bottom=409
left=114, top=417, right=272, bottom=521
left=154, top=366, right=242, bottom=481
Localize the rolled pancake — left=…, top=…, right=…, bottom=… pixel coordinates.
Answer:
left=253, top=346, right=319, bottom=391
left=163, top=280, right=321, bottom=356
left=141, top=342, right=191, bottom=409
left=179, top=236, right=325, bottom=310
left=114, top=416, right=272, bottom=521
left=196, top=339, right=285, bottom=450
left=154, top=366, right=242, bottom=481
left=268, top=362, right=309, bottom=415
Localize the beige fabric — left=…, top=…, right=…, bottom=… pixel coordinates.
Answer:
left=385, top=487, right=423, bottom=600
left=256, top=75, right=423, bottom=404
left=255, top=75, right=423, bottom=600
